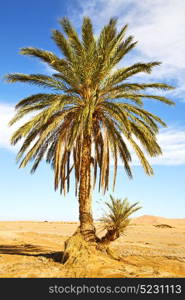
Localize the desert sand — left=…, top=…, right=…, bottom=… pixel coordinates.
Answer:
left=0, top=215, right=185, bottom=278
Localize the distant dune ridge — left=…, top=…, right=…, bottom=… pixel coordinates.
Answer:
left=132, top=215, right=185, bottom=226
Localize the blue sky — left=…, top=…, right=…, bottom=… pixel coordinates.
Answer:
left=0, top=0, right=185, bottom=221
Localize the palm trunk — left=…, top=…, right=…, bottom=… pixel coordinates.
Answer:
left=100, top=229, right=120, bottom=245
left=78, top=134, right=96, bottom=241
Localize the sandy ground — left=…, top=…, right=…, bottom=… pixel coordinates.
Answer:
left=0, top=216, right=185, bottom=278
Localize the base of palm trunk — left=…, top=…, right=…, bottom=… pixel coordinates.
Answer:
left=61, top=228, right=121, bottom=267
left=62, top=230, right=98, bottom=266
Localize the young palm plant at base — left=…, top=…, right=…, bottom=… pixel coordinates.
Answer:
left=6, top=17, right=175, bottom=264
left=99, top=195, right=141, bottom=245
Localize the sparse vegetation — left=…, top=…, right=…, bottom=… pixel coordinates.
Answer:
left=99, top=195, right=141, bottom=244
left=154, top=224, right=173, bottom=229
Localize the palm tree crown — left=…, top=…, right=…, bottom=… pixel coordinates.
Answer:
left=6, top=17, right=174, bottom=196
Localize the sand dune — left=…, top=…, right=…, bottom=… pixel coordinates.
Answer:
left=132, top=215, right=185, bottom=226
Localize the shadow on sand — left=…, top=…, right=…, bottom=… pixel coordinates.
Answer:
left=0, top=244, right=63, bottom=263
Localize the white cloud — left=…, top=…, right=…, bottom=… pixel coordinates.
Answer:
left=76, top=0, right=185, bottom=66
left=0, top=104, right=16, bottom=151
left=40, top=1, right=185, bottom=101
left=74, top=0, right=185, bottom=100
left=1, top=103, right=185, bottom=165
left=0, top=103, right=34, bottom=153
left=130, top=128, right=185, bottom=166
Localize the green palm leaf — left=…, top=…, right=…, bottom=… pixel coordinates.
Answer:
left=99, top=195, right=141, bottom=234
left=6, top=16, right=175, bottom=196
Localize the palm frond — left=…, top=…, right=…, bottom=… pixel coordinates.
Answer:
left=7, top=17, right=175, bottom=195
left=99, top=195, right=141, bottom=234
left=5, top=73, right=66, bottom=91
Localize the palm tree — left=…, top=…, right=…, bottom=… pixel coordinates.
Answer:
left=99, top=195, right=141, bottom=244
left=6, top=17, right=174, bottom=242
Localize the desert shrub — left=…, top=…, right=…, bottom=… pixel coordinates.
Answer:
left=99, top=195, right=141, bottom=240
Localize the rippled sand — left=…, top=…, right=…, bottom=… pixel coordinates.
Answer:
left=0, top=216, right=185, bottom=277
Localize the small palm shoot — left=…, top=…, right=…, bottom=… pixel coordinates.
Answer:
left=100, top=195, right=141, bottom=244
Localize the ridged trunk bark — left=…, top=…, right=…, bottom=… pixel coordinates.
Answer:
left=100, top=229, right=120, bottom=245
left=78, top=135, right=96, bottom=241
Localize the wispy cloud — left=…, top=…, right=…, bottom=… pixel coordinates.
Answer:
left=72, top=0, right=185, bottom=100
left=0, top=104, right=15, bottom=151
left=38, top=1, right=185, bottom=101
left=0, top=103, right=34, bottom=153
left=1, top=103, right=185, bottom=166
left=131, top=128, right=185, bottom=166
left=75, top=0, right=185, bottom=67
